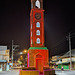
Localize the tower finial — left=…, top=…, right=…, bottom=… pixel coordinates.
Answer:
left=35, top=0, right=40, bottom=8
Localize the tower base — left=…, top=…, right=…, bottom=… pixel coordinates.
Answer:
left=27, top=47, right=49, bottom=73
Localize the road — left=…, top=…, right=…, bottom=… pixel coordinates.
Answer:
left=55, top=70, right=75, bottom=75
left=0, top=69, right=75, bottom=75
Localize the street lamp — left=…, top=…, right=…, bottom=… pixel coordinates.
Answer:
left=23, top=49, right=27, bottom=53
left=20, top=49, right=27, bottom=54
left=19, top=49, right=27, bottom=67
left=20, top=52, right=23, bottom=55
left=20, top=56, right=23, bottom=58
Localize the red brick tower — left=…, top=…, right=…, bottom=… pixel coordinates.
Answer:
left=27, top=0, right=49, bottom=73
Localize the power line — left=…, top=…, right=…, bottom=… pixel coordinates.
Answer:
left=51, top=37, right=67, bottom=49
left=51, top=31, right=75, bottom=50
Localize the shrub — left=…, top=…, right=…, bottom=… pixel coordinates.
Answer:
left=22, top=67, right=36, bottom=70
left=43, top=67, right=50, bottom=70
left=22, top=67, right=28, bottom=70
left=74, top=67, right=75, bottom=69
left=28, top=67, right=36, bottom=70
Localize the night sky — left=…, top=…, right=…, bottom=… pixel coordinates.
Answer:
left=0, top=0, right=75, bottom=57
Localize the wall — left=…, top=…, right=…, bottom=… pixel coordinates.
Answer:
left=19, top=70, right=39, bottom=75
left=0, top=50, right=9, bottom=62
left=0, top=64, right=2, bottom=72
left=6, top=63, right=9, bottom=71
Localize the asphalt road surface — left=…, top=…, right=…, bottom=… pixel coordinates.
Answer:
left=55, top=70, right=75, bottom=75
left=0, top=69, right=75, bottom=75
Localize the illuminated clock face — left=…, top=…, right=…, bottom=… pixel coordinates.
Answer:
left=35, top=13, right=41, bottom=20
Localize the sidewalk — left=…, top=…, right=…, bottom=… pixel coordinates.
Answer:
left=55, top=68, right=75, bottom=71
left=0, top=69, right=19, bottom=75
left=55, top=68, right=70, bottom=71
left=0, top=70, right=11, bottom=73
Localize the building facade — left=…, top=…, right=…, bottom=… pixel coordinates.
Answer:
left=0, top=46, right=9, bottom=72
left=51, top=49, right=75, bottom=70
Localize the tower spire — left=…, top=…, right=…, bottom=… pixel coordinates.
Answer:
left=35, top=0, right=40, bottom=8
left=31, top=0, right=43, bottom=9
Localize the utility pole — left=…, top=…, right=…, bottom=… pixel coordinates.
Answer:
left=12, top=40, right=14, bottom=68
left=12, top=40, right=19, bottom=68
left=69, top=33, right=72, bottom=70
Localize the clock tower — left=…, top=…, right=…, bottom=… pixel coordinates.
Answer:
left=27, top=0, right=49, bottom=73
left=30, top=0, right=44, bottom=47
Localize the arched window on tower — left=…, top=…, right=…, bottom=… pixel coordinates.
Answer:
left=36, top=38, right=40, bottom=44
left=36, top=30, right=40, bottom=35
left=36, top=22, right=40, bottom=27
left=35, top=0, right=40, bottom=8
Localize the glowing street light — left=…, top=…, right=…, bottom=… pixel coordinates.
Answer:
left=20, top=56, right=23, bottom=58
left=24, top=49, right=27, bottom=53
left=20, top=52, right=23, bottom=54
left=20, top=49, right=27, bottom=55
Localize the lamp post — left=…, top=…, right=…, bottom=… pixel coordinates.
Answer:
left=24, top=49, right=27, bottom=67
left=19, top=49, right=27, bottom=67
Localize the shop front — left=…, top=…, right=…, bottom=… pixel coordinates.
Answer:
left=0, top=60, right=9, bottom=72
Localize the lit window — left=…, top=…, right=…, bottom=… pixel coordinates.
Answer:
left=35, top=0, right=40, bottom=8
left=36, top=38, right=40, bottom=44
left=36, top=22, right=40, bottom=27
left=36, top=30, right=40, bottom=35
